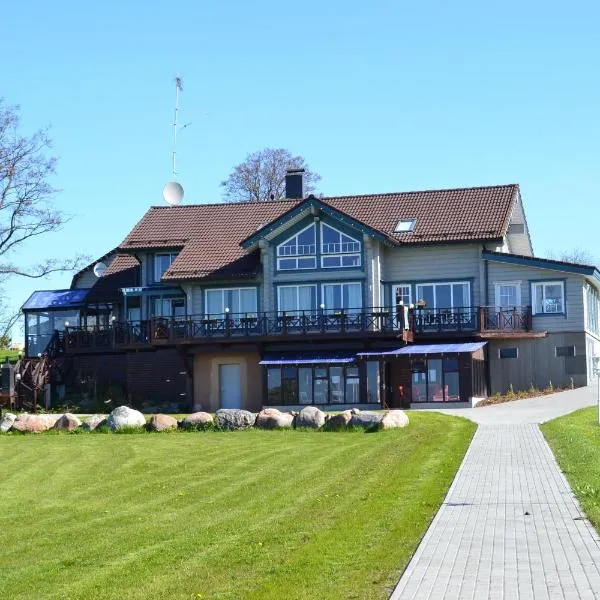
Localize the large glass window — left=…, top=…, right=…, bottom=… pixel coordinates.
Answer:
left=151, top=297, right=186, bottom=319
left=411, top=356, right=460, bottom=403
left=532, top=281, right=565, bottom=314
left=278, top=285, right=317, bottom=315
left=205, top=288, right=258, bottom=317
left=154, top=253, right=178, bottom=282
left=277, top=224, right=316, bottom=270
left=26, top=310, right=80, bottom=357
left=322, top=282, right=362, bottom=313
left=416, top=281, right=470, bottom=309
left=320, top=223, right=361, bottom=268
left=266, top=364, right=364, bottom=405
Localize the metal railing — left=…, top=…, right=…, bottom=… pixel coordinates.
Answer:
left=411, top=307, right=479, bottom=333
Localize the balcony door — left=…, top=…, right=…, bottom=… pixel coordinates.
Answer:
left=322, top=282, right=362, bottom=314
left=278, top=285, right=317, bottom=316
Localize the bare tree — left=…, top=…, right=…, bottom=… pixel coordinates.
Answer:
left=545, top=247, right=598, bottom=266
left=0, top=99, right=85, bottom=279
left=220, top=148, right=321, bottom=203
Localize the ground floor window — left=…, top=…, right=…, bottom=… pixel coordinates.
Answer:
left=411, top=357, right=460, bottom=402
left=266, top=364, right=362, bottom=405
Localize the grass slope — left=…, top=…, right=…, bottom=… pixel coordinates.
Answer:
left=542, top=406, right=600, bottom=529
left=0, top=413, right=474, bottom=600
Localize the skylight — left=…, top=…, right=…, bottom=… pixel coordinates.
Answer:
left=395, top=219, right=416, bottom=233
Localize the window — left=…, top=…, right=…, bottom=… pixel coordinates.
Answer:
left=322, top=282, right=362, bottom=313
left=556, top=346, right=576, bottom=357
left=320, top=223, right=361, bottom=268
left=586, top=284, right=600, bottom=334
left=277, top=224, right=316, bottom=270
left=499, top=347, right=518, bottom=359
left=278, top=285, right=317, bottom=315
left=205, top=288, right=257, bottom=317
left=395, top=284, right=412, bottom=306
left=495, top=282, right=521, bottom=308
left=410, top=357, right=460, bottom=402
left=394, top=219, right=416, bottom=233
left=154, top=253, right=178, bottom=282
left=152, top=297, right=186, bottom=319
left=532, top=281, right=565, bottom=314
left=415, top=281, right=470, bottom=309
left=266, top=364, right=363, bottom=405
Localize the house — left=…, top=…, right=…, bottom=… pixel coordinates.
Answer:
left=20, top=171, right=600, bottom=411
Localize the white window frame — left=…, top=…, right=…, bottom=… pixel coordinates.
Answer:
left=394, top=284, right=412, bottom=307
left=498, top=347, right=519, bottom=359
left=276, top=223, right=316, bottom=257
left=494, top=281, right=522, bottom=308
left=320, top=222, right=361, bottom=268
left=277, top=256, right=318, bottom=270
left=154, top=252, right=178, bottom=282
left=204, top=287, right=258, bottom=317
left=321, top=254, right=361, bottom=269
left=321, top=281, right=363, bottom=313
left=277, top=284, right=317, bottom=315
left=531, top=281, right=565, bottom=315
left=415, top=281, right=471, bottom=310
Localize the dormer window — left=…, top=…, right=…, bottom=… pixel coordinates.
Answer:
left=154, top=252, right=178, bottom=282
left=320, top=223, right=361, bottom=268
left=395, top=219, right=416, bottom=233
left=277, top=224, right=317, bottom=270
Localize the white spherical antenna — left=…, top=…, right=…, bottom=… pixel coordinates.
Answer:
left=163, top=181, right=184, bottom=206
left=93, top=262, right=107, bottom=278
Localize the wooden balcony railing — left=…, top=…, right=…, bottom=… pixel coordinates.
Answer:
left=478, top=306, right=532, bottom=332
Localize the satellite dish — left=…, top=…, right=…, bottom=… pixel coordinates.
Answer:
left=163, top=181, right=184, bottom=205
left=93, top=262, right=107, bottom=278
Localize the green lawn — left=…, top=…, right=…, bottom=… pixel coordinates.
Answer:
left=0, top=413, right=475, bottom=600
left=542, top=406, right=600, bottom=530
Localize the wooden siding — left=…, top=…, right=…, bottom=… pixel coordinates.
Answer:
left=382, top=243, right=483, bottom=306
left=486, top=261, right=585, bottom=332
left=488, top=332, right=588, bottom=394
left=506, top=196, right=533, bottom=256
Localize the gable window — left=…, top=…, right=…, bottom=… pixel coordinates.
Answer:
left=154, top=253, right=178, bottom=282
left=394, top=219, right=416, bottom=233
left=495, top=282, right=521, bottom=308
left=277, top=224, right=317, bottom=270
left=320, top=223, right=361, bottom=268
left=532, top=281, right=565, bottom=314
left=205, top=288, right=257, bottom=317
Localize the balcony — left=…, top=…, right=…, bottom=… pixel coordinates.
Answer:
left=62, top=307, right=413, bottom=353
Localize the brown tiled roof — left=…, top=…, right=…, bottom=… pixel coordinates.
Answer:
left=118, top=184, right=518, bottom=281
left=86, top=254, right=140, bottom=301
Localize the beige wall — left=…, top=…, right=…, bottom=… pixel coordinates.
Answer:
left=193, top=352, right=263, bottom=412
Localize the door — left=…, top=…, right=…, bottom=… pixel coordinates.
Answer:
left=219, top=364, right=242, bottom=408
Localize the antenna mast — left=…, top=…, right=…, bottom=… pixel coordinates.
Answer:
left=172, top=76, right=183, bottom=177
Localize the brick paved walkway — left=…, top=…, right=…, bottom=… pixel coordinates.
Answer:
left=391, top=424, right=600, bottom=599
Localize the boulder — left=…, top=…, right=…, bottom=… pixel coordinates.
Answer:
left=295, top=406, right=326, bottom=429
left=81, top=415, right=107, bottom=431
left=215, top=409, right=255, bottom=430
left=350, top=411, right=384, bottom=430
left=255, top=408, right=294, bottom=429
left=53, top=413, right=82, bottom=432
left=323, top=410, right=353, bottom=431
left=0, top=412, right=17, bottom=433
left=179, top=412, right=214, bottom=430
left=106, top=406, right=146, bottom=431
left=380, top=410, right=409, bottom=430
left=350, top=408, right=360, bottom=415
left=147, top=414, right=178, bottom=432
left=11, top=414, right=58, bottom=433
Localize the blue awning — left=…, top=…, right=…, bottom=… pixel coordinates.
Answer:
left=22, top=289, right=90, bottom=311
left=358, top=342, right=487, bottom=358
left=260, top=353, right=357, bottom=366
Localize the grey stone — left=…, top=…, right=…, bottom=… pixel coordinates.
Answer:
left=53, top=413, right=82, bottom=432
left=81, top=415, right=107, bottom=431
left=380, top=410, right=409, bottom=429
left=255, top=408, right=294, bottom=429
left=351, top=407, right=360, bottom=415
left=179, top=412, right=214, bottom=430
left=215, top=409, right=255, bottom=430
left=106, top=406, right=146, bottom=431
left=323, top=410, right=353, bottom=431
left=295, top=406, right=326, bottom=429
left=0, top=412, right=16, bottom=432
left=350, top=411, right=383, bottom=430
left=147, top=414, right=178, bottom=432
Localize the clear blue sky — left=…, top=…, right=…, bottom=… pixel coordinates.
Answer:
left=2, top=0, right=599, bottom=331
